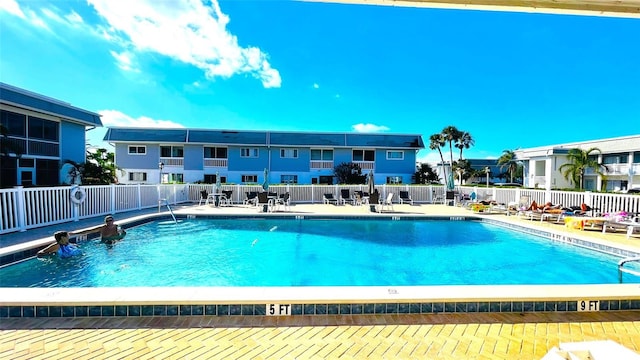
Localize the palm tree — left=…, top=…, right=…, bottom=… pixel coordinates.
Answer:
left=429, top=133, right=447, bottom=184
left=441, top=126, right=461, bottom=169
left=558, top=147, right=607, bottom=190
left=454, top=131, right=474, bottom=160
left=497, top=150, right=518, bottom=183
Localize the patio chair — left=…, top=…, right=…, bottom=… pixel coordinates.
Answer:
left=399, top=191, right=413, bottom=205
left=368, top=191, right=381, bottom=212
left=323, top=193, right=339, bottom=205
left=340, top=189, right=355, bottom=205
left=274, top=192, right=291, bottom=211
left=244, top=192, right=258, bottom=206
left=221, top=190, right=233, bottom=206
left=256, top=192, right=274, bottom=212
left=198, top=190, right=209, bottom=206
left=602, top=212, right=640, bottom=239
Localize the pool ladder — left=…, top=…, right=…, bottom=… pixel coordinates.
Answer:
left=158, top=198, right=178, bottom=224
left=618, top=256, right=640, bottom=283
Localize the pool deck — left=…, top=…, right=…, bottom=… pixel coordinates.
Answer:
left=2, top=202, right=640, bottom=359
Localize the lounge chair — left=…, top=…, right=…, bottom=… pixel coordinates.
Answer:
left=602, top=212, right=640, bottom=238
left=380, top=193, right=394, bottom=212
left=399, top=191, right=413, bottom=205
left=198, top=190, right=209, bottom=206
left=340, top=189, right=355, bottom=205
left=323, top=193, right=338, bottom=205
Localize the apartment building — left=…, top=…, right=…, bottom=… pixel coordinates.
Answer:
left=104, top=127, right=425, bottom=185
left=515, top=135, right=640, bottom=191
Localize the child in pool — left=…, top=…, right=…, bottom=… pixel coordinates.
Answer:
left=37, top=231, right=81, bottom=258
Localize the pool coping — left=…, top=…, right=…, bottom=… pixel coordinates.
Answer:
left=2, top=211, right=640, bottom=318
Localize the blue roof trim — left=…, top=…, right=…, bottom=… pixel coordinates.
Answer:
left=104, top=128, right=425, bottom=149
left=0, top=83, right=102, bottom=127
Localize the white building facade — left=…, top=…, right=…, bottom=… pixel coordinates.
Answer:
left=514, top=135, right=640, bottom=192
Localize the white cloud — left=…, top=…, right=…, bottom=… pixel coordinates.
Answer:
left=313, top=83, right=319, bottom=89
left=87, top=0, right=281, bottom=88
left=99, top=110, right=184, bottom=128
left=0, top=0, right=25, bottom=18
left=109, top=50, right=139, bottom=72
left=352, top=123, right=390, bottom=133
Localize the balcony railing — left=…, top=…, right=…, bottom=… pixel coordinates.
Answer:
left=310, top=161, right=334, bottom=169
left=204, top=159, right=228, bottom=167
left=354, top=161, right=374, bottom=170
left=159, top=157, right=183, bottom=166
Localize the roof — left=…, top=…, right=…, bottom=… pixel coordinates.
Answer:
left=103, top=128, right=425, bottom=149
left=0, top=83, right=102, bottom=127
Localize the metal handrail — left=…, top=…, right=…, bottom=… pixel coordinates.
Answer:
left=618, top=256, right=640, bottom=283
left=158, top=198, right=178, bottom=224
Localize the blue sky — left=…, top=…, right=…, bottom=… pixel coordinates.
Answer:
left=1, top=0, right=639, bottom=164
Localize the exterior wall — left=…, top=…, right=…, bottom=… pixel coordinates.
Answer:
left=60, top=122, right=87, bottom=164
left=516, top=135, right=640, bottom=191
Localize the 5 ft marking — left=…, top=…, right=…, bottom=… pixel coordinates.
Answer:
left=267, top=304, right=292, bottom=316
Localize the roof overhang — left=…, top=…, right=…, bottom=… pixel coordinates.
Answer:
left=304, top=0, right=640, bottom=18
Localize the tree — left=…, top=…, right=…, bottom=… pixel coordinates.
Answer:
left=62, top=148, right=122, bottom=185
left=414, top=163, right=439, bottom=184
left=441, top=126, right=462, bottom=174
left=497, top=150, right=518, bottom=183
left=429, top=133, right=447, bottom=183
left=333, top=162, right=366, bottom=184
left=454, top=131, right=474, bottom=160
left=558, top=148, right=607, bottom=190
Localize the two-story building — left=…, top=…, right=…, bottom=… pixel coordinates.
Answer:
left=103, top=127, right=425, bottom=185
left=0, top=83, right=103, bottom=188
left=515, top=135, right=640, bottom=191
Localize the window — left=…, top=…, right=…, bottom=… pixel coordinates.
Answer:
left=204, top=174, right=226, bottom=183
left=634, top=152, right=640, bottom=164
left=318, top=175, right=333, bottom=185
left=28, top=117, right=58, bottom=141
left=386, top=151, right=404, bottom=160
left=281, top=175, right=298, bottom=184
left=166, top=173, right=183, bottom=183
left=353, top=149, right=375, bottom=162
left=0, top=110, right=26, bottom=136
left=128, top=172, right=147, bottom=181
left=386, top=176, right=402, bottom=184
left=280, top=148, right=298, bottom=158
left=204, top=147, right=227, bottom=159
left=128, top=146, right=146, bottom=155
left=160, top=146, right=183, bottom=157
left=603, top=153, right=628, bottom=164
left=311, top=149, right=333, bottom=160
left=242, top=174, right=258, bottom=183
left=241, top=148, right=259, bottom=158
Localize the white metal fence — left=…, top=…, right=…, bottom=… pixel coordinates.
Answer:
left=1, top=184, right=639, bottom=235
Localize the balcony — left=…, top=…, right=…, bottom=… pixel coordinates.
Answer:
left=353, top=161, right=374, bottom=171
left=585, top=163, right=633, bottom=176
left=310, top=161, right=334, bottom=169
left=159, top=157, right=183, bottom=166
left=204, top=159, right=228, bottom=168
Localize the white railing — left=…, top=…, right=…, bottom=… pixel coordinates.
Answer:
left=204, top=159, right=228, bottom=167
left=1, top=184, right=639, bottom=235
left=159, top=157, right=184, bottom=166
left=309, top=161, right=334, bottom=169
left=353, top=161, right=375, bottom=170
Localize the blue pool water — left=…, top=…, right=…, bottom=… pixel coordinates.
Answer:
left=1, top=218, right=637, bottom=287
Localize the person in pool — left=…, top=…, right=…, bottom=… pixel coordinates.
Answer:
left=37, top=231, right=82, bottom=258
left=101, top=215, right=126, bottom=244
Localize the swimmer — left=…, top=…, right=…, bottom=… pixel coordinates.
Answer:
left=251, top=239, right=258, bottom=247
left=101, top=215, right=126, bottom=244
left=37, top=231, right=81, bottom=258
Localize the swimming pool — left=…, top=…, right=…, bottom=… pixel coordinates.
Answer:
left=2, top=218, right=637, bottom=287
